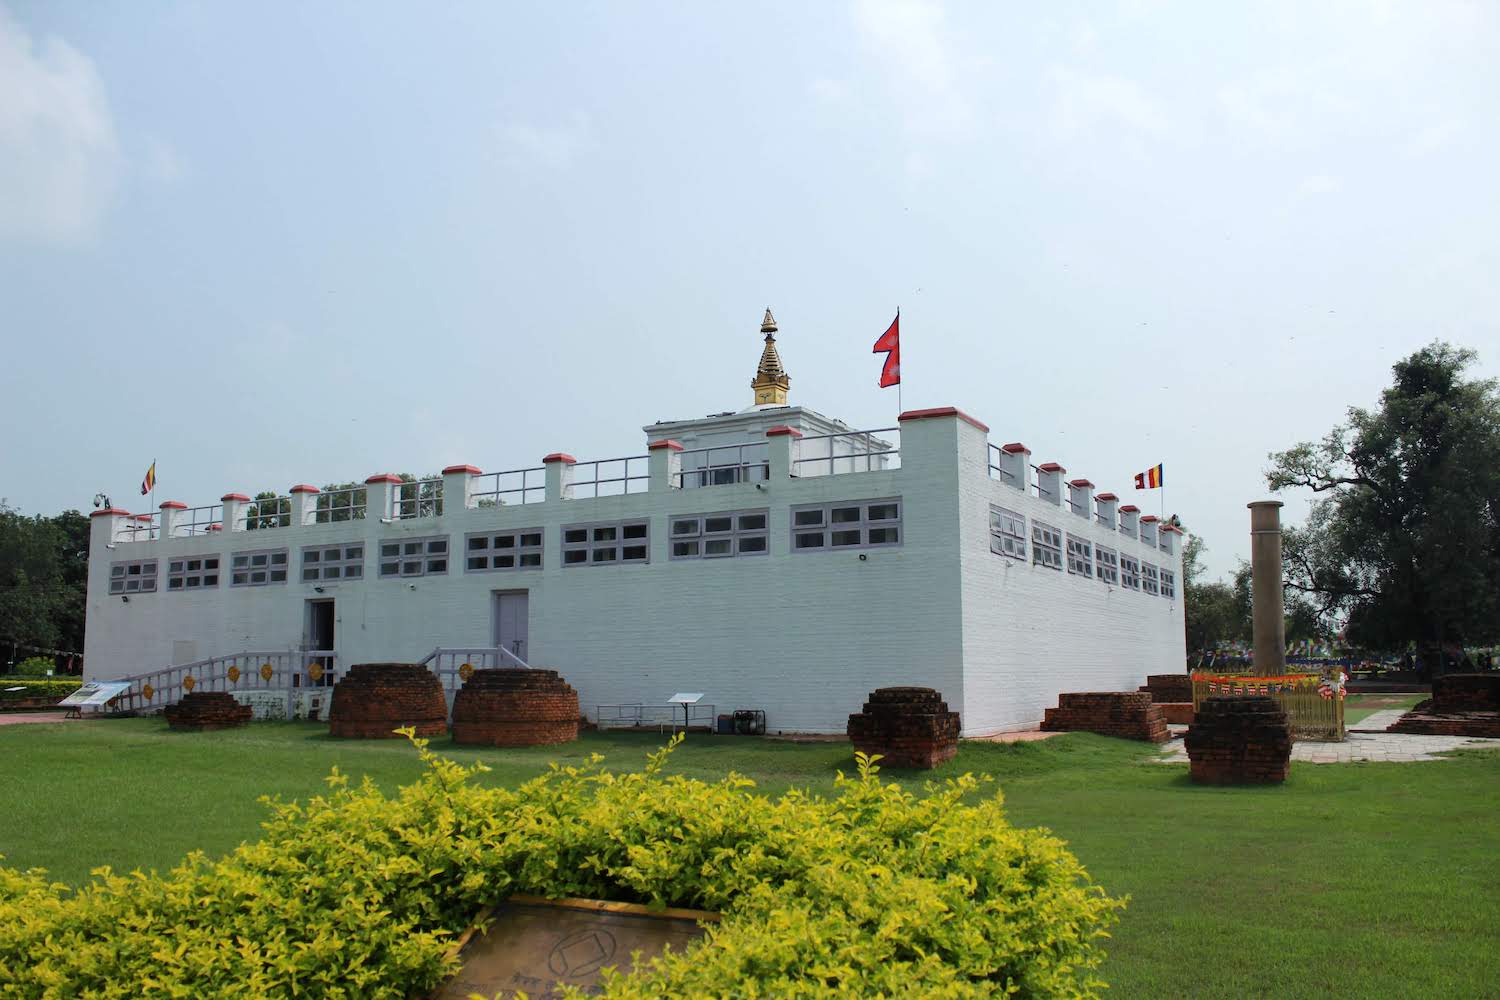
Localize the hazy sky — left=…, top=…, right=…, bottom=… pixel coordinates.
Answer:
left=2, top=1, right=1496, bottom=580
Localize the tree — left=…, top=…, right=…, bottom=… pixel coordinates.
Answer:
left=0, top=503, right=88, bottom=667
left=1267, top=341, right=1500, bottom=673
left=1183, top=535, right=1245, bottom=655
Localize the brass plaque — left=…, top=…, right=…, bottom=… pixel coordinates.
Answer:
left=433, top=896, right=716, bottom=1000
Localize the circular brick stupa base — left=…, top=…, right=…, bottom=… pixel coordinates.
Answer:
left=451, top=669, right=580, bottom=747
left=1185, top=696, right=1293, bottom=785
left=328, top=663, right=448, bottom=739
left=163, top=691, right=252, bottom=731
left=847, top=687, right=961, bottom=770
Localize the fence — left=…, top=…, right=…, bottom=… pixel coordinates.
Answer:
left=245, top=496, right=291, bottom=530
left=109, top=649, right=341, bottom=718
left=571, top=455, right=649, bottom=498
left=675, top=443, right=769, bottom=488
left=314, top=487, right=367, bottom=523
left=417, top=646, right=530, bottom=695
left=986, top=444, right=1018, bottom=486
left=1191, top=672, right=1346, bottom=741
left=472, top=467, right=545, bottom=506
left=792, top=428, right=899, bottom=477
left=392, top=478, right=443, bottom=519
left=176, top=504, right=223, bottom=535
left=118, top=513, right=159, bottom=542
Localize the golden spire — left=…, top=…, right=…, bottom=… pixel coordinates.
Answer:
left=751, top=307, right=790, bottom=406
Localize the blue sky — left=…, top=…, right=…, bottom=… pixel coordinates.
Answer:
left=2, top=1, right=1496, bottom=580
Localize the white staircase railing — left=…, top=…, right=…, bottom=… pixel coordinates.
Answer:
left=106, top=649, right=339, bottom=716
left=418, top=646, right=530, bottom=694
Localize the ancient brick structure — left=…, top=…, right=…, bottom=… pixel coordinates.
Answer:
left=1041, top=691, right=1169, bottom=743
left=1157, top=702, right=1195, bottom=725
left=1386, top=674, right=1500, bottom=738
left=451, top=669, right=580, bottom=747
left=163, top=691, right=252, bottom=731
left=846, top=687, right=960, bottom=769
left=1185, top=696, right=1292, bottom=784
left=327, top=663, right=448, bottom=739
left=1139, top=673, right=1194, bottom=704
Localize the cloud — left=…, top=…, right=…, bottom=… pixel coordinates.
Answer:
left=140, top=136, right=186, bottom=183
left=849, top=0, right=972, bottom=139
left=0, top=6, right=119, bottom=244
left=1050, top=66, right=1171, bottom=137
left=497, top=112, right=592, bottom=170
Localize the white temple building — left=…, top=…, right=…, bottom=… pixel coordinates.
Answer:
left=84, top=311, right=1186, bottom=734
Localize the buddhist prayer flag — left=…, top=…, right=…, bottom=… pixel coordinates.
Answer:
left=1134, top=463, right=1163, bottom=489
left=872, top=312, right=900, bottom=388
left=140, top=461, right=156, bottom=496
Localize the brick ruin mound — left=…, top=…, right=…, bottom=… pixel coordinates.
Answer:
left=163, top=691, right=253, bottom=731
left=847, top=687, right=960, bottom=770
left=1156, top=702, right=1195, bottom=725
left=1386, top=673, right=1500, bottom=738
left=451, top=668, right=580, bottom=747
left=1139, top=673, right=1194, bottom=704
left=1185, top=696, right=1293, bottom=785
left=327, top=663, right=448, bottom=739
left=1042, top=691, right=1169, bottom=743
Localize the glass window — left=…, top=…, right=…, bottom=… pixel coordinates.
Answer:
left=670, top=509, right=769, bottom=561
left=989, top=505, right=1026, bottom=561
left=378, top=536, right=451, bottom=578
left=562, top=520, right=651, bottom=567
left=1032, top=522, right=1063, bottom=571
left=791, top=500, right=902, bottom=553
left=463, top=529, right=543, bottom=573
left=110, top=559, right=159, bottom=594
left=230, top=549, right=288, bottom=587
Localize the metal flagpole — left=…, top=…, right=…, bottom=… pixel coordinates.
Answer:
left=896, top=306, right=902, bottom=417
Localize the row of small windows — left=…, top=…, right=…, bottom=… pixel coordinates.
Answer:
left=989, top=504, right=1175, bottom=599
left=107, top=500, right=905, bottom=594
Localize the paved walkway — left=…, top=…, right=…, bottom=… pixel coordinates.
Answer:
left=1159, top=726, right=1500, bottom=764
left=0, top=711, right=73, bottom=727
left=1346, top=708, right=1409, bottom=732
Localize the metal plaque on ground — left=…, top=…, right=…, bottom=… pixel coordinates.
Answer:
left=57, top=682, right=132, bottom=709
left=431, top=895, right=716, bottom=999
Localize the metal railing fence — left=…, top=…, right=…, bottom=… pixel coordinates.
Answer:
left=791, top=428, right=900, bottom=477
left=393, top=478, right=444, bottom=520
left=109, top=649, right=341, bottom=717
left=472, top=467, right=546, bottom=506
left=314, top=487, right=367, bottom=523
left=571, top=455, right=650, bottom=498
left=675, top=443, right=769, bottom=488
left=1191, top=672, right=1346, bottom=741
left=417, top=646, right=531, bottom=694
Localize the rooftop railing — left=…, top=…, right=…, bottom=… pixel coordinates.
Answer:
left=675, top=442, right=769, bottom=488
left=314, top=486, right=366, bottom=523
left=393, top=478, right=443, bottom=520
left=472, top=467, right=546, bottom=507
left=986, top=444, right=1018, bottom=486
left=571, top=455, right=649, bottom=498
left=176, top=504, right=223, bottom=536
left=792, top=427, right=899, bottom=477
left=118, top=513, right=159, bottom=543
left=245, top=496, right=291, bottom=531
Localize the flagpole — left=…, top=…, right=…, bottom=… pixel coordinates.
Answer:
left=896, top=306, right=902, bottom=418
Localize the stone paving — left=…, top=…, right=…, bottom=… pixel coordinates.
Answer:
left=1159, top=709, right=1500, bottom=765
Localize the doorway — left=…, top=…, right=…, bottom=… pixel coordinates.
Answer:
left=304, top=599, right=335, bottom=687
left=492, top=592, right=529, bottom=665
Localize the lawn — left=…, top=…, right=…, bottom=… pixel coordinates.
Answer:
left=1343, top=692, right=1426, bottom=726
left=2, top=719, right=1498, bottom=998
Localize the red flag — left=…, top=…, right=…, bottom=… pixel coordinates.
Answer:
left=872, top=313, right=900, bottom=388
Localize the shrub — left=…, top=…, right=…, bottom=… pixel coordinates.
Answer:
left=0, top=735, right=1123, bottom=997
left=13, top=657, right=55, bottom=676
left=0, top=679, right=81, bottom=703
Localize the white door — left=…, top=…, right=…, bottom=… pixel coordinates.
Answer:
left=493, top=592, right=529, bottom=665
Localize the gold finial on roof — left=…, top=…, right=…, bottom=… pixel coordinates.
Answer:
left=751, top=307, right=790, bottom=406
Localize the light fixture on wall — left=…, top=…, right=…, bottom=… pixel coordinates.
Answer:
left=121, top=595, right=129, bottom=603
left=858, top=553, right=867, bottom=562
left=313, top=586, right=325, bottom=594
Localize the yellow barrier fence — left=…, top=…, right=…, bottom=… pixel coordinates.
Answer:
left=1190, top=672, right=1346, bottom=741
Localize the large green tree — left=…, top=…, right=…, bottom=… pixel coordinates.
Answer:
left=0, top=504, right=89, bottom=667
left=1267, top=342, right=1500, bottom=671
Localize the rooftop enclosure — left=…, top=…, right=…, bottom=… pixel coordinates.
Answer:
left=86, top=406, right=1184, bottom=735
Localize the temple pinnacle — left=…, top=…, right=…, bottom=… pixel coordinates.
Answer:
left=750, top=307, right=790, bottom=406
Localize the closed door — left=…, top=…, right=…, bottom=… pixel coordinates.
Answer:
left=493, top=592, right=529, bottom=664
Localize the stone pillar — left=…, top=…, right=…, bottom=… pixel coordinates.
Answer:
left=1036, top=463, right=1065, bottom=505
left=442, top=465, right=482, bottom=511
left=1095, top=492, right=1119, bottom=530
left=996, top=443, right=1029, bottom=492
left=543, top=453, right=576, bottom=501
left=1140, top=515, right=1160, bottom=548
left=766, top=425, right=802, bottom=480
left=158, top=500, right=186, bottom=538
left=221, top=493, right=250, bottom=532
left=1067, top=479, right=1093, bottom=520
left=364, top=474, right=400, bottom=520
left=290, top=484, right=320, bottom=525
left=647, top=440, right=683, bottom=491
left=1248, top=500, right=1286, bottom=677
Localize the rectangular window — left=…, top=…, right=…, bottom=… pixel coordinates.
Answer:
left=1120, top=555, right=1141, bottom=591
left=1096, top=545, right=1119, bottom=586
left=167, top=555, right=220, bottom=591
left=230, top=548, right=288, bottom=587
left=109, top=559, right=158, bottom=594
left=1031, top=521, right=1062, bottom=571
left=670, top=509, right=769, bottom=560
left=562, top=520, right=650, bottom=567
left=1160, top=568, right=1176, bottom=600
left=301, top=544, right=364, bottom=583
left=988, top=505, right=1026, bottom=561
left=378, top=536, right=449, bottom=578
left=790, top=499, right=902, bottom=552
left=1066, top=534, right=1093, bottom=577
left=465, top=529, right=543, bottom=572
left=1143, top=562, right=1160, bottom=596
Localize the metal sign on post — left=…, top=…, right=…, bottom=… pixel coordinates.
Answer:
left=57, top=681, right=133, bottom=715
left=667, top=692, right=704, bottom=734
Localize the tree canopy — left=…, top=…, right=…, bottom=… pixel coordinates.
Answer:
left=1267, top=342, right=1500, bottom=661
left=0, top=503, right=89, bottom=667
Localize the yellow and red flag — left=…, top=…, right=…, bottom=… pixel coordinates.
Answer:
left=140, top=460, right=156, bottom=496
left=1134, top=463, right=1163, bottom=489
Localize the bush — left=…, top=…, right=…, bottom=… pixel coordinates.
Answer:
left=13, top=657, right=55, bottom=676
left=0, top=735, right=1124, bottom=997
left=0, top=679, right=81, bottom=703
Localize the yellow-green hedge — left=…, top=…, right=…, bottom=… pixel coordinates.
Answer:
left=0, top=679, right=81, bottom=703
left=0, top=735, right=1123, bottom=998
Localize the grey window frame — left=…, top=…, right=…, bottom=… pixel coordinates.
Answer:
left=1160, top=568, right=1176, bottom=600
left=301, top=544, right=365, bottom=583
left=167, top=554, right=220, bottom=591
left=1031, top=520, right=1063, bottom=571
left=1120, top=554, right=1141, bottom=590
left=561, top=519, right=650, bottom=567
left=1096, top=545, right=1119, bottom=585
left=988, top=504, right=1027, bottom=561
left=1066, top=534, right=1094, bottom=577
left=230, top=548, right=289, bottom=587
left=790, top=498, right=901, bottom=552
left=378, top=536, right=450, bottom=578
left=464, top=528, right=544, bottom=573
left=1143, top=562, right=1160, bottom=596
left=109, top=559, right=158, bottom=594
left=670, top=509, right=769, bottom=560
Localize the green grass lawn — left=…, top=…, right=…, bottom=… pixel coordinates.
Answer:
left=1343, top=693, right=1426, bottom=727
left=2, top=719, right=1498, bottom=998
